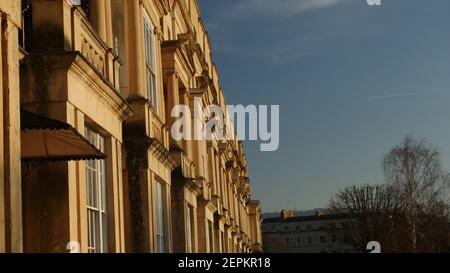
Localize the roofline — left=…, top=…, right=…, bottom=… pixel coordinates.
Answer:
left=262, top=213, right=351, bottom=223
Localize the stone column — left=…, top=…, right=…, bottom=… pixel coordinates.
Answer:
left=104, top=136, right=126, bottom=253
left=181, top=90, right=192, bottom=159
left=0, top=12, right=5, bottom=253
left=1, top=12, right=22, bottom=253
left=165, top=72, right=179, bottom=119
left=104, top=0, right=113, bottom=47
left=196, top=200, right=208, bottom=252
left=126, top=0, right=145, bottom=98
left=31, top=0, right=73, bottom=51
left=122, top=0, right=153, bottom=252
left=163, top=181, right=173, bottom=253
left=88, top=0, right=107, bottom=43
left=124, top=136, right=152, bottom=252
left=165, top=72, right=182, bottom=148
left=170, top=183, right=187, bottom=253
left=88, top=0, right=115, bottom=84
left=213, top=214, right=224, bottom=253
left=223, top=226, right=229, bottom=253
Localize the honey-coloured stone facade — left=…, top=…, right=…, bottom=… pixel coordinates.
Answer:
left=0, top=0, right=262, bottom=253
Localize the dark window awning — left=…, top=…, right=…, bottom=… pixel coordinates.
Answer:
left=20, top=109, right=106, bottom=162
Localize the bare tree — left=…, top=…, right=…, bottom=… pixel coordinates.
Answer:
left=383, top=135, right=450, bottom=252
left=329, top=184, right=403, bottom=252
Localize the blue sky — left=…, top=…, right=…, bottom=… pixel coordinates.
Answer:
left=197, top=0, right=450, bottom=212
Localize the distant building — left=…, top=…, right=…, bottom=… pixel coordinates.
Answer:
left=262, top=210, right=354, bottom=253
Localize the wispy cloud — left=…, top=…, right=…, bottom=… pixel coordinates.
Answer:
left=366, top=92, right=415, bottom=100
left=199, top=0, right=368, bottom=64
left=230, top=0, right=350, bottom=18
left=215, top=39, right=318, bottom=64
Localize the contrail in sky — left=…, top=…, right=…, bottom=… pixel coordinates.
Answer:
left=366, top=92, right=414, bottom=100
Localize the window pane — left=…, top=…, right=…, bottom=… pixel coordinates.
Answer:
left=88, top=210, right=95, bottom=253
left=208, top=221, right=214, bottom=253
left=102, top=212, right=108, bottom=252
left=156, top=181, right=165, bottom=253
left=85, top=127, right=108, bottom=253
left=186, top=206, right=192, bottom=253
left=143, top=12, right=158, bottom=112
left=100, top=160, right=106, bottom=210
left=95, top=211, right=102, bottom=252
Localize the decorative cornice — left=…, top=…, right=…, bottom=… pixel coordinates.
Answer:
left=148, top=138, right=177, bottom=170
left=186, top=177, right=202, bottom=195
left=225, top=160, right=235, bottom=169
left=178, top=32, right=197, bottom=74
left=174, top=0, right=194, bottom=34
left=173, top=176, right=202, bottom=195
left=161, top=37, right=196, bottom=77
left=154, top=0, right=170, bottom=15
left=193, top=43, right=210, bottom=76
left=214, top=213, right=226, bottom=224
left=206, top=201, right=218, bottom=213
left=154, top=26, right=164, bottom=42
left=187, top=87, right=207, bottom=97
left=218, top=142, right=228, bottom=154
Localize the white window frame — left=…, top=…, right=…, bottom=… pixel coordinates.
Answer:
left=143, top=10, right=158, bottom=114
left=156, top=180, right=166, bottom=253
left=211, top=151, right=219, bottom=196
left=208, top=220, right=214, bottom=253
left=85, top=126, right=108, bottom=253
left=200, top=141, right=206, bottom=178
left=186, top=205, right=194, bottom=253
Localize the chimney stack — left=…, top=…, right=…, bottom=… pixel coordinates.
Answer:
left=280, top=210, right=294, bottom=220
left=315, top=209, right=323, bottom=217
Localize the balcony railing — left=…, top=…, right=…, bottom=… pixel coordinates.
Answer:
left=72, top=7, right=121, bottom=90
left=148, top=108, right=169, bottom=149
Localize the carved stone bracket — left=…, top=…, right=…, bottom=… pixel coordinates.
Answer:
left=148, top=138, right=177, bottom=170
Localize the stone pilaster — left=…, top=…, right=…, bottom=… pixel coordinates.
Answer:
left=124, top=135, right=152, bottom=252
